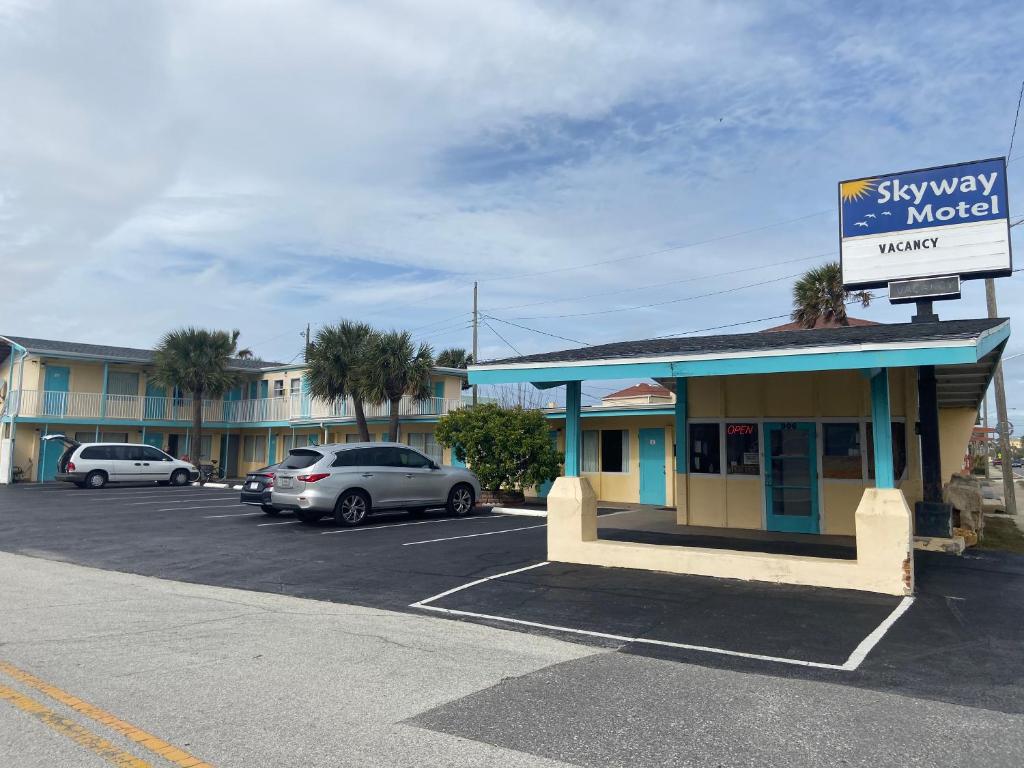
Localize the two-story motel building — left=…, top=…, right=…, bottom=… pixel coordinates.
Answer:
left=0, top=335, right=472, bottom=483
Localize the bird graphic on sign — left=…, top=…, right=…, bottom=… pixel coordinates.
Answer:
left=855, top=221, right=869, bottom=227
left=882, top=211, right=892, bottom=216
left=865, top=213, right=876, bottom=218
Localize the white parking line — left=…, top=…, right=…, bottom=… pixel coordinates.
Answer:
left=203, top=512, right=265, bottom=519
left=403, top=523, right=545, bottom=546
left=126, top=496, right=237, bottom=506
left=156, top=504, right=243, bottom=512
left=320, top=515, right=497, bottom=535
left=257, top=520, right=301, bottom=527
left=411, top=563, right=916, bottom=672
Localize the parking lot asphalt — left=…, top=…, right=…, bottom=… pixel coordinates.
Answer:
left=1, top=482, right=1022, bottom=716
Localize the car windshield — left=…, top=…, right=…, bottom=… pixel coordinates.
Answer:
left=280, top=449, right=323, bottom=470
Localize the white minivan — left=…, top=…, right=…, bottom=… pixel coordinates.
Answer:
left=44, top=435, right=200, bottom=489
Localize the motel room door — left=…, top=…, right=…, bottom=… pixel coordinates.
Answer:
left=763, top=422, right=819, bottom=534
left=638, top=428, right=666, bottom=506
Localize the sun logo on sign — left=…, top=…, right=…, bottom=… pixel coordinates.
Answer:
left=840, top=178, right=877, bottom=202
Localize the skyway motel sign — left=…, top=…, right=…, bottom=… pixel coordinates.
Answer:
left=839, top=157, right=1012, bottom=289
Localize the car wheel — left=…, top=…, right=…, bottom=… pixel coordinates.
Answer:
left=446, top=484, right=474, bottom=516
left=295, top=509, right=324, bottom=524
left=334, top=491, right=370, bottom=527
left=84, top=471, right=107, bottom=490
left=261, top=505, right=281, bottom=516
left=170, top=469, right=190, bottom=486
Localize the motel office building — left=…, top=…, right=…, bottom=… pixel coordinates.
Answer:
left=0, top=336, right=471, bottom=484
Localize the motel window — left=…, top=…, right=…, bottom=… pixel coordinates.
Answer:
left=200, top=435, right=212, bottom=460
left=345, top=434, right=361, bottom=443
left=867, top=422, right=908, bottom=482
left=581, top=430, right=599, bottom=473
left=273, top=380, right=285, bottom=398
left=822, top=423, right=863, bottom=479
left=600, top=430, right=630, bottom=473
left=408, top=432, right=442, bottom=465
left=726, top=423, right=759, bottom=475
left=689, top=423, right=721, bottom=474
left=243, top=435, right=267, bottom=463
left=290, top=378, right=302, bottom=397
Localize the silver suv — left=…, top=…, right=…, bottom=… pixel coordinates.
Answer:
left=270, top=442, right=481, bottom=526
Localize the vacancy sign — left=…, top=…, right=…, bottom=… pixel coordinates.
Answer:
left=839, top=158, right=1011, bottom=289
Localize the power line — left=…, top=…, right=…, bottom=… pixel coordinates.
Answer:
left=475, top=209, right=830, bottom=283
left=482, top=319, right=523, bottom=357
left=486, top=250, right=834, bottom=313
left=1008, top=78, right=1024, bottom=158
left=483, top=314, right=591, bottom=347
left=497, top=270, right=802, bottom=321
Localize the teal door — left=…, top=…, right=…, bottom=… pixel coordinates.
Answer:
left=260, top=380, right=269, bottom=399
left=39, top=435, right=62, bottom=481
left=267, top=433, right=277, bottom=465
left=145, top=382, right=166, bottom=419
left=638, top=428, right=666, bottom=506
left=143, top=432, right=163, bottom=450
left=537, top=430, right=560, bottom=498
left=764, top=422, right=819, bottom=534
left=43, top=365, right=70, bottom=416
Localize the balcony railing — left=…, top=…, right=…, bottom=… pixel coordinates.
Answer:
left=4, top=390, right=478, bottom=425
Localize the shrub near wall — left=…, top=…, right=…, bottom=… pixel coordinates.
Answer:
left=436, top=403, right=562, bottom=502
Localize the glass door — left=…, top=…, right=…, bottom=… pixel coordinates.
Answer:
left=764, top=422, right=819, bottom=534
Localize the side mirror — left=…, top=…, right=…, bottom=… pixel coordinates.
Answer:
left=429, top=461, right=440, bottom=470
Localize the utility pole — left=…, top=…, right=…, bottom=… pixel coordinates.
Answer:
left=985, top=278, right=1016, bottom=514
left=303, top=323, right=311, bottom=362
left=472, top=281, right=478, bottom=406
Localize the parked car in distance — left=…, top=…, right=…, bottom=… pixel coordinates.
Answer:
left=240, top=464, right=280, bottom=515
left=271, top=442, right=481, bottom=526
left=43, top=435, right=199, bottom=489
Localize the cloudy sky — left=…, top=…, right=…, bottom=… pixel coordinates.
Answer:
left=2, top=1, right=1023, bottom=409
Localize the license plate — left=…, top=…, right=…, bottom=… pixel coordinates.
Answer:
left=247, top=482, right=259, bottom=490
left=278, top=477, right=292, bottom=488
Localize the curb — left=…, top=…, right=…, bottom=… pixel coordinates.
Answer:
left=491, top=506, right=548, bottom=518
left=191, top=482, right=244, bottom=490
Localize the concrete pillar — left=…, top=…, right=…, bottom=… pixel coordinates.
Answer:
left=854, top=488, right=914, bottom=594
left=674, top=377, right=688, bottom=525
left=871, top=369, right=895, bottom=489
left=547, top=475, right=597, bottom=563
left=564, top=381, right=581, bottom=477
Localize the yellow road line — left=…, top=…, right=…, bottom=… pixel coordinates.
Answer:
left=0, top=682, right=152, bottom=768
left=0, top=661, right=214, bottom=768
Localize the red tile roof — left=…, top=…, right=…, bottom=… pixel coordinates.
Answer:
left=604, top=383, right=672, bottom=399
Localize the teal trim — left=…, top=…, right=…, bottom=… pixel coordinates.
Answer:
left=871, top=370, right=895, bottom=488
left=638, top=427, right=667, bottom=505
left=975, top=321, right=1010, bottom=360
left=674, top=378, right=687, bottom=474
left=470, top=343, right=988, bottom=385
left=763, top=422, right=819, bottom=534
left=543, top=408, right=675, bottom=420
left=564, top=382, right=581, bottom=477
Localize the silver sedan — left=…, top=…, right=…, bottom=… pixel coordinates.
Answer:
left=270, top=442, right=481, bottom=526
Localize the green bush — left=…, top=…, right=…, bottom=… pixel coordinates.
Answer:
left=435, top=403, right=562, bottom=492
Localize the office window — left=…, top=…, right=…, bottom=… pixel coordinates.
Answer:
left=867, top=422, right=908, bottom=481
left=290, top=378, right=302, bottom=397
left=726, top=423, right=759, bottom=475
left=581, top=430, right=599, bottom=473
left=273, top=380, right=285, bottom=398
left=689, top=423, right=721, bottom=474
left=600, top=429, right=629, bottom=473
left=822, top=423, right=862, bottom=479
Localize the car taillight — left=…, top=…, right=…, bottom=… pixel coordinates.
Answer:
left=67, top=461, right=76, bottom=472
left=263, top=473, right=275, bottom=488
left=297, top=473, right=329, bottom=483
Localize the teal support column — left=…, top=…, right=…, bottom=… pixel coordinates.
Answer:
left=871, top=369, right=895, bottom=489
left=564, top=381, right=582, bottom=477
left=674, top=377, right=687, bottom=474
left=97, top=362, right=109, bottom=441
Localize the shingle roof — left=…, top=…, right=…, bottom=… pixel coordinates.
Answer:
left=477, top=318, right=1008, bottom=367
left=0, top=335, right=279, bottom=370
left=762, top=316, right=878, bottom=332
left=604, top=383, right=672, bottom=399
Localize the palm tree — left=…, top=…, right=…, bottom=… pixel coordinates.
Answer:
left=435, top=347, right=473, bottom=369
left=361, top=330, right=434, bottom=442
left=791, top=262, right=872, bottom=329
left=152, top=328, right=244, bottom=480
left=305, top=321, right=375, bottom=441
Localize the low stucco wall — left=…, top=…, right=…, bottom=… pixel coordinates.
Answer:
left=548, top=477, right=913, bottom=596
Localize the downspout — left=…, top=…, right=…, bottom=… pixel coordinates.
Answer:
left=4, top=341, right=29, bottom=485
left=321, top=421, right=327, bottom=445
